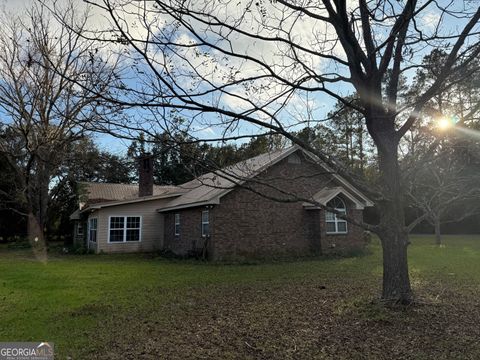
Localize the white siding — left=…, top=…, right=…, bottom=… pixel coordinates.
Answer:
left=88, top=198, right=170, bottom=253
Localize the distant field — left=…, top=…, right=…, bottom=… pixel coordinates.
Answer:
left=1, top=235, right=480, bottom=359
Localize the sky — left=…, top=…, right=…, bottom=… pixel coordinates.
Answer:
left=0, top=0, right=477, bottom=155
left=0, top=0, right=133, bottom=155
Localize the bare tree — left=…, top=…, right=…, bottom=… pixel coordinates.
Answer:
left=51, top=0, right=480, bottom=303
left=407, top=139, right=480, bottom=245
left=0, top=3, right=118, bottom=251
left=400, top=48, right=480, bottom=245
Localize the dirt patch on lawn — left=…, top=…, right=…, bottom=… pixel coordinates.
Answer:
left=84, top=277, right=480, bottom=360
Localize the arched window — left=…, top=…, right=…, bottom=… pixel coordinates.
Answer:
left=287, top=153, right=301, bottom=164
left=326, top=197, right=347, bottom=234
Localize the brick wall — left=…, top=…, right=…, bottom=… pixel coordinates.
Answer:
left=163, top=207, right=211, bottom=256
left=211, top=151, right=365, bottom=260
left=163, top=151, right=366, bottom=260
left=320, top=208, right=364, bottom=254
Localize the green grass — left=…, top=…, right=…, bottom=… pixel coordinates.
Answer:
left=1, top=235, right=480, bottom=359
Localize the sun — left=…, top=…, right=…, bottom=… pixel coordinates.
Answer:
left=437, top=117, right=452, bottom=130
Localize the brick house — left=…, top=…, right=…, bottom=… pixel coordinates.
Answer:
left=71, top=146, right=372, bottom=259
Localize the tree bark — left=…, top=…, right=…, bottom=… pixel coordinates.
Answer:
left=370, top=114, right=413, bottom=304
left=358, top=126, right=364, bottom=174
left=37, top=160, right=51, bottom=238
left=27, top=212, right=47, bottom=262
left=27, top=155, right=50, bottom=243
left=434, top=218, right=442, bottom=246
left=379, top=227, right=411, bottom=303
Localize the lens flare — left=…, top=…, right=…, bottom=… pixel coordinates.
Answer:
left=456, top=126, right=480, bottom=140
left=437, top=117, right=452, bottom=130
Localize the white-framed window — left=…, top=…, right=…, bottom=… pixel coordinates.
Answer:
left=77, top=222, right=84, bottom=236
left=88, top=218, right=97, bottom=242
left=201, top=210, right=210, bottom=237
left=326, top=197, right=348, bottom=234
left=108, top=216, right=141, bottom=243
left=174, top=213, right=180, bottom=236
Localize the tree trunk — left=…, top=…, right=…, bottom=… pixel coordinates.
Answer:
left=434, top=218, right=442, bottom=246
left=27, top=212, right=44, bottom=244
left=27, top=156, right=50, bottom=243
left=358, top=126, right=364, bottom=174
left=370, top=116, right=413, bottom=304
left=27, top=212, right=47, bottom=262
left=378, top=227, right=411, bottom=304
left=37, top=158, right=50, bottom=239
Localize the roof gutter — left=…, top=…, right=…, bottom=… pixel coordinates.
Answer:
left=156, top=198, right=220, bottom=213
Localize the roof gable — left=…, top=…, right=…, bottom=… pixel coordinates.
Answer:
left=303, top=186, right=368, bottom=210
left=158, top=146, right=373, bottom=212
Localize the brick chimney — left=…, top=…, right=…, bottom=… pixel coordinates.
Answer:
left=138, top=153, right=154, bottom=197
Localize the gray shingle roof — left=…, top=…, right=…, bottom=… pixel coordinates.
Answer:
left=158, top=146, right=297, bottom=212
left=76, top=145, right=372, bottom=213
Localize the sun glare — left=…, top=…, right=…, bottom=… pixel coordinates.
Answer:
left=437, top=117, right=452, bottom=130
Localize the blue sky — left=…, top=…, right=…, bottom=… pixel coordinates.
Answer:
left=1, top=0, right=477, bottom=155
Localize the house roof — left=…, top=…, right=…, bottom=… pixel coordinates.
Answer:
left=69, top=209, right=81, bottom=220
left=157, top=146, right=298, bottom=212
left=85, top=192, right=185, bottom=210
left=302, top=186, right=367, bottom=210
left=75, top=182, right=184, bottom=212
left=78, top=182, right=182, bottom=204
left=158, top=145, right=373, bottom=212
left=76, top=145, right=373, bottom=215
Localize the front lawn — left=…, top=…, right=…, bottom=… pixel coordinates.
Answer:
left=1, top=235, right=480, bottom=359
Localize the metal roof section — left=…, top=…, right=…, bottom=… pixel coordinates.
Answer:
left=80, top=192, right=184, bottom=211
left=78, top=182, right=183, bottom=203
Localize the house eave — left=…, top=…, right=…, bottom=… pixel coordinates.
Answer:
left=198, top=146, right=374, bottom=208
left=80, top=192, right=183, bottom=212
left=300, top=150, right=374, bottom=207
left=303, top=204, right=365, bottom=211
left=156, top=198, right=220, bottom=213
left=302, top=186, right=367, bottom=210
left=69, top=209, right=82, bottom=220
